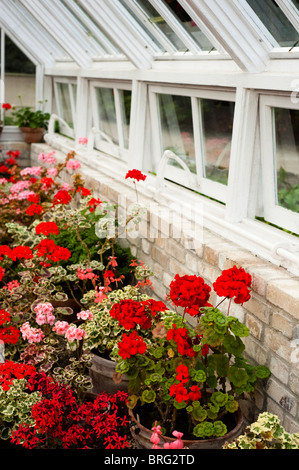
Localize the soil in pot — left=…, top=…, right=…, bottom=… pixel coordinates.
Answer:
left=129, top=403, right=244, bottom=450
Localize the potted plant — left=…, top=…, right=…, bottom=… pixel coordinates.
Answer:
left=223, top=412, right=299, bottom=449
left=109, top=266, right=271, bottom=449
left=10, top=372, right=131, bottom=449
left=11, top=97, right=50, bottom=143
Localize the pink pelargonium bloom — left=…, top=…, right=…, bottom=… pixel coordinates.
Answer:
left=77, top=267, right=97, bottom=280
left=20, top=322, right=45, bottom=344
left=78, top=137, right=88, bottom=145
left=77, top=310, right=93, bottom=321
left=6, top=280, right=20, bottom=291
left=10, top=180, right=31, bottom=193
left=66, top=159, right=81, bottom=171
left=34, top=302, right=55, bottom=326
left=60, top=182, right=72, bottom=192
left=52, top=321, right=70, bottom=336
left=0, top=178, right=8, bottom=185
left=20, top=166, right=42, bottom=177
left=65, top=325, right=86, bottom=342
left=94, top=286, right=108, bottom=304
left=38, top=151, right=57, bottom=165
left=47, top=167, right=58, bottom=177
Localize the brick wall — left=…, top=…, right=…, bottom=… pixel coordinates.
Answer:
left=31, top=142, right=299, bottom=434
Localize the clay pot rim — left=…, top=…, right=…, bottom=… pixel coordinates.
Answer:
left=129, top=406, right=243, bottom=446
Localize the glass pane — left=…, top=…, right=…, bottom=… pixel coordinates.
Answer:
left=246, top=0, right=299, bottom=47
left=5, top=34, right=36, bottom=124
left=57, top=83, right=74, bottom=128
left=201, top=99, right=234, bottom=185
left=274, top=107, right=299, bottom=213
left=96, top=87, right=118, bottom=145
left=134, top=0, right=188, bottom=51
left=161, top=0, right=214, bottom=50
left=119, top=1, right=166, bottom=52
left=158, top=93, right=196, bottom=173
left=119, top=89, right=132, bottom=149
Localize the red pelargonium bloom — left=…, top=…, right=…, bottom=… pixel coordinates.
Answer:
left=27, top=194, right=40, bottom=203
left=0, top=165, right=10, bottom=173
left=34, top=239, right=71, bottom=262
left=169, top=274, right=211, bottom=309
left=2, top=103, right=12, bottom=110
left=169, top=383, right=189, bottom=404
left=0, top=266, right=5, bottom=282
left=52, top=190, right=72, bottom=206
left=87, top=197, right=102, bottom=212
left=0, top=361, right=35, bottom=391
left=76, top=186, right=91, bottom=197
left=167, top=324, right=198, bottom=358
left=110, top=298, right=167, bottom=331
left=26, top=204, right=44, bottom=216
left=35, top=221, right=60, bottom=236
left=125, top=169, right=147, bottom=182
left=41, top=177, right=54, bottom=189
left=213, top=265, right=252, bottom=305
left=117, top=330, right=147, bottom=360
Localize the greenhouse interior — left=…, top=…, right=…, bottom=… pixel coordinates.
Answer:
left=0, top=0, right=299, bottom=452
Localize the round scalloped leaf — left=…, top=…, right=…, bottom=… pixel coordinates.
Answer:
left=228, top=365, right=249, bottom=387
left=223, top=334, right=245, bottom=355
left=54, top=292, right=69, bottom=301
left=213, top=420, right=228, bottom=437
left=126, top=394, right=138, bottom=409
left=141, top=389, right=156, bottom=403
left=229, top=318, right=249, bottom=337
left=255, top=365, right=271, bottom=379
left=192, top=405, right=208, bottom=422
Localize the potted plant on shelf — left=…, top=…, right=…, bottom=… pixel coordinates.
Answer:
left=109, top=266, right=271, bottom=449
left=11, top=97, right=50, bottom=144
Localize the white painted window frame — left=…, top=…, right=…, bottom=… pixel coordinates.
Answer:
left=148, top=84, right=235, bottom=203
left=53, top=77, right=77, bottom=138
left=260, top=93, right=299, bottom=235
left=89, top=80, right=132, bottom=161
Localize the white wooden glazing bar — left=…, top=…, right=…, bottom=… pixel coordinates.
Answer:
left=274, top=0, right=299, bottom=35
left=225, top=87, right=259, bottom=223
left=122, top=0, right=177, bottom=55
left=18, top=0, right=93, bottom=68
left=0, top=1, right=56, bottom=67
left=178, top=0, right=227, bottom=54
left=149, top=0, right=202, bottom=53
left=77, top=0, right=154, bottom=69
left=61, top=0, right=122, bottom=56
left=182, top=0, right=270, bottom=71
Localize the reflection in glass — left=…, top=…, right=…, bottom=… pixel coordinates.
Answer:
left=246, top=0, right=299, bottom=47
left=57, top=83, right=74, bottom=128
left=96, top=87, right=118, bottom=145
left=161, top=0, right=214, bottom=50
left=201, top=99, right=234, bottom=185
left=274, top=107, right=299, bottom=213
left=5, top=34, right=36, bottom=124
left=135, top=0, right=187, bottom=51
left=119, top=89, right=132, bottom=149
left=158, top=93, right=196, bottom=173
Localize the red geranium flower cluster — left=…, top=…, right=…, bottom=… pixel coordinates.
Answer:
left=26, top=203, right=44, bottom=216
left=40, top=177, right=54, bottom=189
left=169, top=365, right=201, bottom=404
left=52, top=189, right=72, bottom=206
left=34, top=239, right=71, bottom=262
left=169, top=274, right=211, bottom=313
left=11, top=373, right=131, bottom=449
left=117, top=330, right=147, bottom=360
left=0, top=309, right=20, bottom=346
left=213, top=265, right=252, bottom=305
left=125, top=169, right=147, bottom=182
left=166, top=323, right=201, bottom=358
left=35, top=221, right=60, bottom=236
left=0, top=360, right=36, bottom=391
left=0, top=244, right=33, bottom=261
left=76, top=186, right=91, bottom=197
left=0, top=266, right=5, bottom=282
left=87, top=197, right=102, bottom=212
left=110, top=298, right=167, bottom=331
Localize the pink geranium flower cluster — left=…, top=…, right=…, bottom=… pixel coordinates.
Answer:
left=38, top=151, right=57, bottom=165
left=34, top=302, right=55, bottom=326
left=66, top=159, right=81, bottom=171
left=20, top=322, right=45, bottom=344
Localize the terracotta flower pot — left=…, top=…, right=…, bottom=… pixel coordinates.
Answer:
left=89, top=353, right=129, bottom=395
left=20, top=127, right=45, bottom=144
left=129, top=407, right=244, bottom=450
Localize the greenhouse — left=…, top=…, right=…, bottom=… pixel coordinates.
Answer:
left=0, top=0, right=299, bottom=452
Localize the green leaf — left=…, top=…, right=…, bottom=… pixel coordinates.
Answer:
left=141, top=389, right=156, bottom=403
